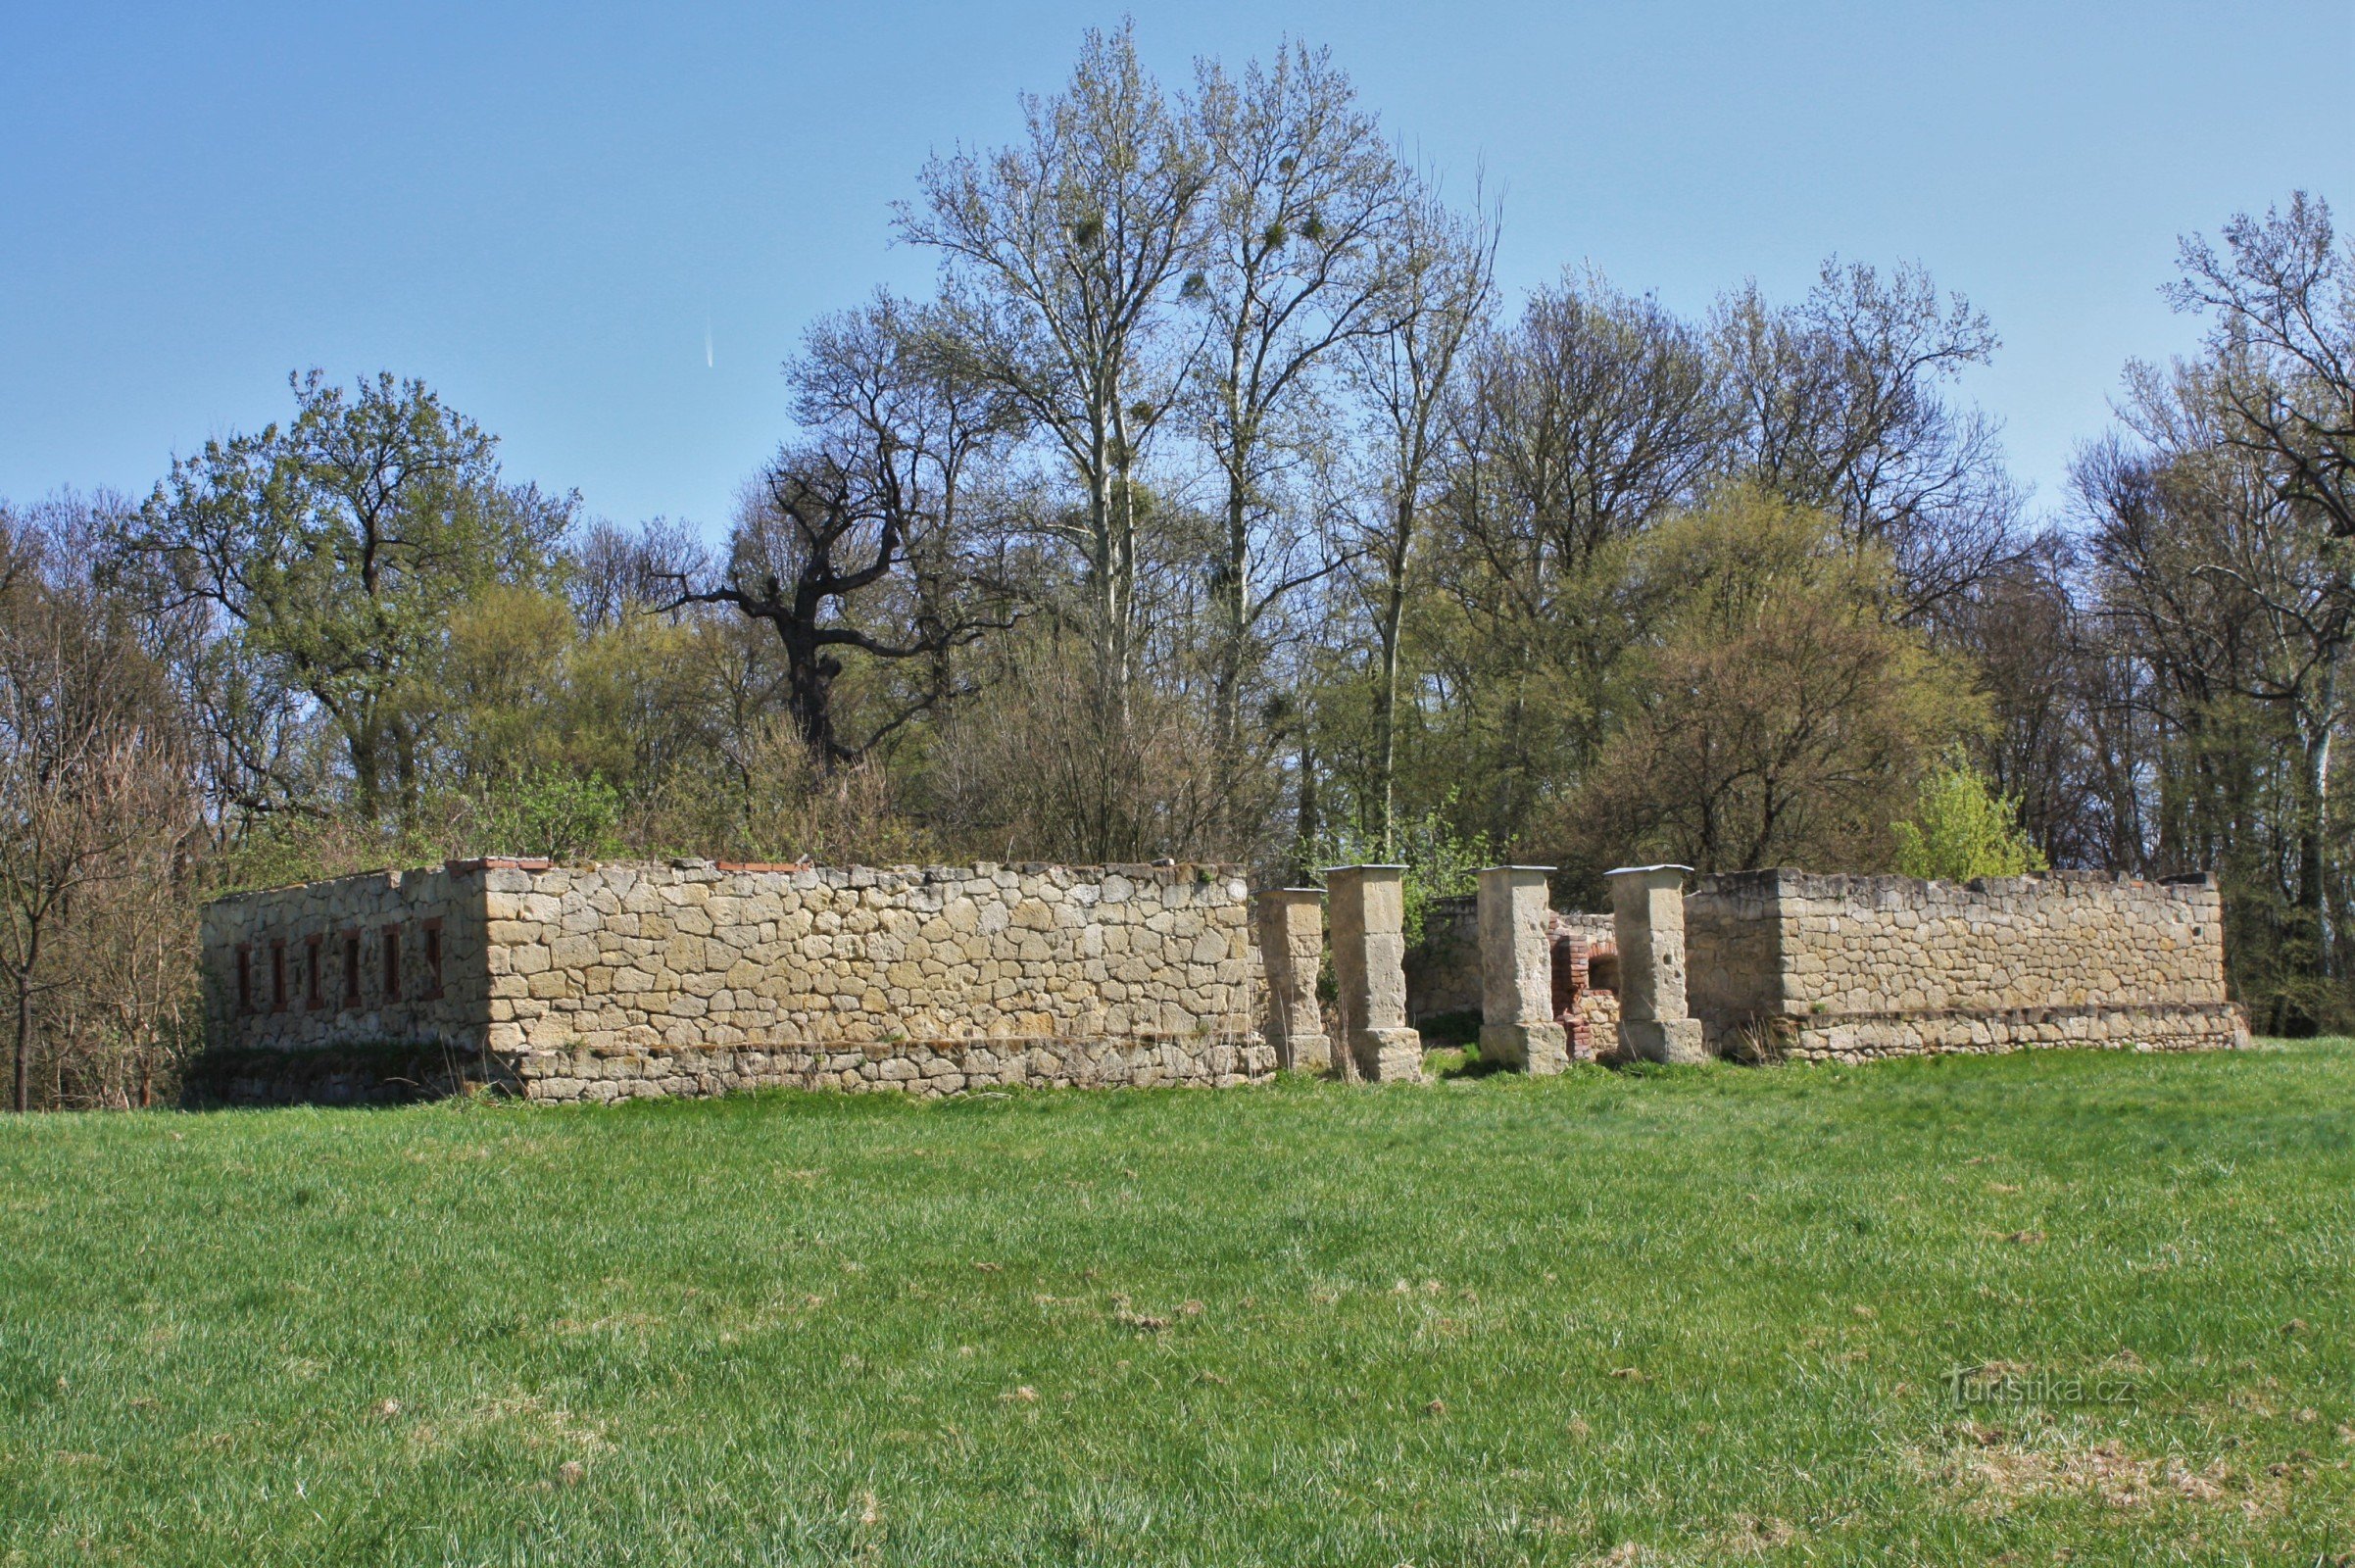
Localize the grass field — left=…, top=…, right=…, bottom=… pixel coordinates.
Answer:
left=2, top=1043, right=2350, bottom=1566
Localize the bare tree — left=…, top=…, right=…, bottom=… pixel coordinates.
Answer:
left=2166, top=192, right=2355, bottom=540
left=897, top=22, right=1208, bottom=697
left=1715, top=259, right=2023, bottom=615
left=1342, top=182, right=1496, bottom=851
left=1187, top=41, right=1416, bottom=779
left=569, top=517, right=712, bottom=632
left=0, top=506, right=195, bottom=1111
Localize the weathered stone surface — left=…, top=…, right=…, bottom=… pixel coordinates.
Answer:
left=1477, top=866, right=1567, bottom=1074
left=1684, top=869, right=2247, bottom=1062
left=198, top=856, right=2247, bottom=1101
left=1609, top=864, right=1706, bottom=1064
left=1256, top=888, right=1330, bottom=1073
left=202, top=859, right=1274, bottom=1101
left=1327, top=865, right=1422, bottom=1083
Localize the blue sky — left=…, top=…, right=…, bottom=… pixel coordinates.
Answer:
left=3, top=1, right=2349, bottom=538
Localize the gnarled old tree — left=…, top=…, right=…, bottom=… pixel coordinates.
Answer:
left=671, top=445, right=1007, bottom=769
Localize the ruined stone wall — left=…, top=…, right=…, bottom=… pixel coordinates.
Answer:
left=201, top=859, right=1274, bottom=1102
left=1687, top=869, right=2245, bottom=1061
left=485, top=859, right=1270, bottom=1101
left=1409, top=900, right=1613, bottom=1023
left=199, top=865, right=489, bottom=1054
left=1684, top=875, right=1786, bottom=1058
left=1404, top=895, right=1480, bottom=1022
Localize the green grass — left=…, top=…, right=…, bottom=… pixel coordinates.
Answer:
left=2, top=1044, right=2351, bottom=1566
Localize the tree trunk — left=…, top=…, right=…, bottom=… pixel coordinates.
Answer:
left=11, top=925, right=34, bottom=1114
left=1371, top=491, right=1414, bottom=858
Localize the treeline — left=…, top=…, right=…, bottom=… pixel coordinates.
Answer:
left=2, top=26, right=2349, bottom=1106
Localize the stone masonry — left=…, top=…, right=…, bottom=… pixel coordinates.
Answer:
left=1325, top=865, right=1423, bottom=1082
left=200, top=857, right=2249, bottom=1100
left=204, top=859, right=1275, bottom=1101
left=1609, top=864, right=1707, bottom=1064
left=1684, top=869, right=2248, bottom=1061
left=1255, top=888, right=1331, bottom=1072
left=1477, top=866, right=1568, bottom=1074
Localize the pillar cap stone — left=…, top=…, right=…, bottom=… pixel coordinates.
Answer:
left=1480, top=864, right=1557, bottom=874
left=1605, top=863, right=1693, bottom=879
left=1323, top=863, right=1407, bottom=874
left=1273, top=886, right=1326, bottom=895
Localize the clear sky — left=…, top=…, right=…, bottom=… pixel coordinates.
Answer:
left=3, top=1, right=2349, bottom=538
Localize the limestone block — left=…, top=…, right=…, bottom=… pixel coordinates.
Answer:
left=1620, top=1018, right=1705, bottom=1065
left=1477, top=865, right=1564, bottom=1075
left=1327, top=865, right=1421, bottom=1083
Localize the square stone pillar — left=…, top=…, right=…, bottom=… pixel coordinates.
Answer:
left=1477, top=866, right=1568, bottom=1074
left=1607, top=863, right=1705, bottom=1064
left=1255, top=888, right=1331, bottom=1073
left=1324, top=865, right=1423, bottom=1083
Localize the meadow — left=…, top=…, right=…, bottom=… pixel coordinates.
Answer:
left=2, top=1043, right=2349, bottom=1565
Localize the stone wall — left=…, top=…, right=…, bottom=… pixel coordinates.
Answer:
left=1404, top=894, right=1480, bottom=1021
left=199, top=864, right=489, bottom=1054
left=1685, top=869, right=2245, bottom=1062
left=201, top=859, right=1273, bottom=1102
left=1409, top=900, right=1613, bottom=1023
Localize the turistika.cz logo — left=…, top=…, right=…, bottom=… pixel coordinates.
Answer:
left=1946, top=1365, right=2136, bottom=1407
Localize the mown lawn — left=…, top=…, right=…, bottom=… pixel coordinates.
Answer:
left=1, top=1043, right=2350, bottom=1566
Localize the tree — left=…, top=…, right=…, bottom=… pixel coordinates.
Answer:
left=2166, top=193, right=2355, bottom=541
left=1187, top=42, right=1415, bottom=783
left=898, top=22, right=1207, bottom=699
left=671, top=447, right=1004, bottom=767
left=1433, top=270, right=1725, bottom=836
left=116, top=370, right=570, bottom=822
left=1340, top=182, right=1495, bottom=853
left=1715, top=259, right=2022, bottom=615
left=792, top=293, right=1020, bottom=719
left=1571, top=487, right=1976, bottom=874
left=0, top=504, right=195, bottom=1111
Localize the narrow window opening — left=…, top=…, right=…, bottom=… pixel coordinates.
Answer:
left=382, top=927, right=401, bottom=1001
left=270, top=940, right=286, bottom=1010
left=422, top=921, right=443, bottom=997
left=235, top=947, right=252, bottom=1013
left=305, top=936, right=323, bottom=1008
left=343, top=933, right=362, bottom=1004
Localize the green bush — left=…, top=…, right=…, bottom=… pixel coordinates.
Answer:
left=1891, top=756, right=2046, bottom=882
left=477, top=767, right=622, bottom=861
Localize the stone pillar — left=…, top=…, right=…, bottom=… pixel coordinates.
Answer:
left=1477, top=866, right=1568, bottom=1074
left=1324, top=865, right=1423, bottom=1083
left=1255, top=888, right=1331, bottom=1073
left=1607, top=863, right=1705, bottom=1064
